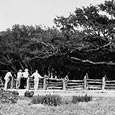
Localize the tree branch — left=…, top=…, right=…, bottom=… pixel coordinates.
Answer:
left=70, top=56, right=115, bottom=65
left=84, top=42, right=111, bottom=52
left=0, top=60, right=9, bottom=65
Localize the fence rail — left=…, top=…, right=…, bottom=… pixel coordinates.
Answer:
left=6, top=75, right=115, bottom=91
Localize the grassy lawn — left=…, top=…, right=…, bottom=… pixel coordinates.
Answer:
left=1, top=94, right=115, bottom=115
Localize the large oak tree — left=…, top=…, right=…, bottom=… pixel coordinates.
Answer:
left=1, top=0, right=115, bottom=80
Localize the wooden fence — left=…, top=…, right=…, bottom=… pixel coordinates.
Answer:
left=7, top=75, right=115, bottom=90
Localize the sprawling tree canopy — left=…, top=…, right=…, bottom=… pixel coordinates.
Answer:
left=54, top=0, right=115, bottom=79
left=0, top=0, right=115, bottom=79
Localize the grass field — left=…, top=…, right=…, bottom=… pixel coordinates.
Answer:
left=1, top=90, right=115, bottom=115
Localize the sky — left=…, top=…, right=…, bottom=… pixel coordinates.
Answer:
left=0, top=0, right=105, bottom=31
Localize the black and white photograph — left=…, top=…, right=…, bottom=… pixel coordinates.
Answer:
left=1, top=0, right=115, bottom=114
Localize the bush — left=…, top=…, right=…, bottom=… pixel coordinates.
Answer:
left=72, top=94, right=92, bottom=104
left=0, top=89, right=18, bottom=103
left=12, top=91, right=19, bottom=96
left=24, top=91, right=34, bottom=97
left=31, top=94, right=62, bottom=106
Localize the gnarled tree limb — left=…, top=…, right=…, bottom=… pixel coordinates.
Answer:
left=70, top=56, right=115, bottom=65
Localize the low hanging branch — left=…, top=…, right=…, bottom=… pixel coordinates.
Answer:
left=0, top=61, right=9, bottom=66
left=29, top=41, right=59, bottom=60
left=70, top=57, right=115, bottom=65
left=69, top=41, right=111, bottom=54
left=30, top=48, right=58, bottom=61
left=85, top=42, right=111, bottom=52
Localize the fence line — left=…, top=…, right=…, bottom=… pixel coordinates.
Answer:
left=7, top=75, right=115, bottom=91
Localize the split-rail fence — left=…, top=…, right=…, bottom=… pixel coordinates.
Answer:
left=7, top=75, right=115, bottom=91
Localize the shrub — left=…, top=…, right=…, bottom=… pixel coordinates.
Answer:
left=31, top=95, right=44, bottom=104
left=24, top=91, right=34, bottom=97
left=72, top=94, right=92, bottom=104
left=12, top=91, right=19, bottom=96
left=0, top=89, right=18, bottom=103
left=31, top=94, right=62, bottom=106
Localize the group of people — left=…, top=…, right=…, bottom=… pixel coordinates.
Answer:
left=4, top=69, right=43, bottom=90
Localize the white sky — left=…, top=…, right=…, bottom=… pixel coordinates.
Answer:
left=0, top=0, right=105, bottom=31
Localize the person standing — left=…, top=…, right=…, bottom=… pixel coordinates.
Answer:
left=31, top=70, right=43, bottom=90
left=16, top=69, right=22, bottom=89
left=22, top=69, right=29, bottom=89
left=4, top=71, right=12, bottom=90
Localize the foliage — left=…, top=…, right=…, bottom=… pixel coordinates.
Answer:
left=0, top=89, right=18, bottom=103
left=24, top=91, right=34, bottom=97
left=0, top=0, right=115, bottom=80
left=54, top=0, right=115, bottom=52
left=0, top=25, right=63, bottom=77
left=72, top=94, right=92, bottom=104
left=53, top=0, right=115, bottom=79
left=12, top=91, right=19, bottom=96
left=31, top=94, right=62, bottom=106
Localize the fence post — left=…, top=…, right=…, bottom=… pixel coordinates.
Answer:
left=84, top=74, right=87, bottom=90
left=26, top=77, right=29, bottom=90
left=102, top=76, right=105, bottom=90
left=10, top=77, right=14, bottom=89
left=62, top=79, right=66, bottom=90
left=50, top=73, right=53, bottom=79
left=43, top=75, right=47, bottom=90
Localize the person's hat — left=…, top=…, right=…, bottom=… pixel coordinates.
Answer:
left=19, top=69, right=22, bottom=72
left=25, top=69, right=28, bottom=71
left=35, top=70, right=38, bottom=72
